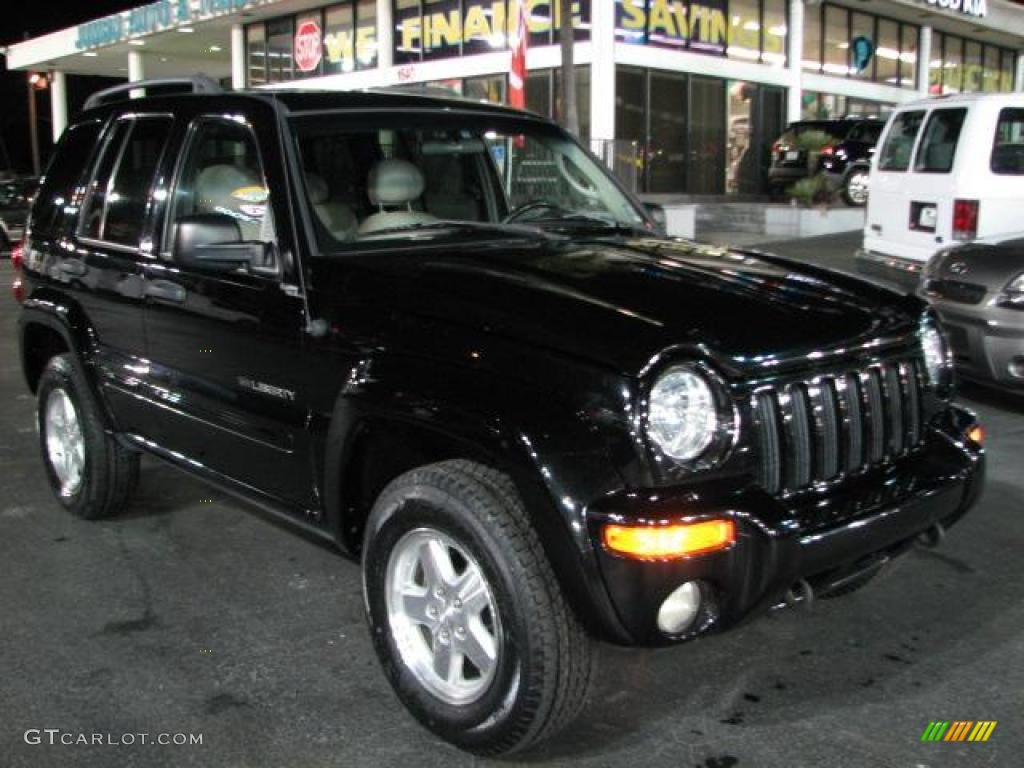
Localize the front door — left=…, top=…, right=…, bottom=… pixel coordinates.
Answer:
left=140, top=114, right=315, bottom=510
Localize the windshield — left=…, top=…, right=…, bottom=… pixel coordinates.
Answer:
left=290, top=112, right=647, bottom=249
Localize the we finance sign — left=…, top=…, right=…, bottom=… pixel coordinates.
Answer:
left=76, top=0, right=258, bottom=50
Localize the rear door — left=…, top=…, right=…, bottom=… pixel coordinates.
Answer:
left=866, top=107, right=968, bottom=263
left=67, top=114, right=174, bottom=435
left=140, top=111, right=315, bottom=509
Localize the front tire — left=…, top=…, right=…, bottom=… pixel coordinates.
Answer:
left=362, top=460, right=592, bottom=755
left=36, top=354, right=139, bottom=519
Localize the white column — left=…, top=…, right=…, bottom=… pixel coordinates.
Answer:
left=50, top=70, right=68, bottom=142
left=786, top=0, right=804, bottom=124
left=128, top=49, right=145, bottom=99
left=918, top=26, right=932, bottom=97
left=589, top=0, right=616, bottom=159
left=231, top=24, right=246, bottom=90
left=1017, top=51, right=1024, bottom=92
left=376, top=0, right=393, bottom=69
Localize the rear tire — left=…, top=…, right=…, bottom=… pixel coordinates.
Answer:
left=36, top=354, right=139, bottom=519
left=842, top=167, right=870, bottom=207
left=362, top=460, right=592, bottom=755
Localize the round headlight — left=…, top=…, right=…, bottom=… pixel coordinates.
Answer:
left=920, top=319, right=949, bottom=386
left=646, top=367, right=718, bottom=461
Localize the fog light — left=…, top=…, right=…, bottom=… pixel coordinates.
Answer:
left=657, top=581, right=702, bottom=635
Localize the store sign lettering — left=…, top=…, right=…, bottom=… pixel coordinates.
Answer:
left=324, top=26, right=378, bottom=72
left=76, top=0, right=257, bottom=50
left=617, top=0, right=730, bottom=50
left=400, top=0, right=584, bottom=53
left=919, top=0, right=987, bottom=18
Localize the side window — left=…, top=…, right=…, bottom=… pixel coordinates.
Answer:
left=877, top=111, right=924, bottom=172
left=166, top=118, right=274, bottom=255
left=913, top=108, right=967, bottom=174
left=991, top=108, right=1024, bottom=175
left=31, top=120, right=103, bottom=238
left=80, top=117, right=173, bottom=246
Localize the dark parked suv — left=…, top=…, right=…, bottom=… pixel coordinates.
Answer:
left=769, top=118, right=884, bottom=205
left=15, top=78, right=984, bottom=755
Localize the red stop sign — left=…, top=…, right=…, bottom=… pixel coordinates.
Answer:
left=294, top=20, right=322, bottom=73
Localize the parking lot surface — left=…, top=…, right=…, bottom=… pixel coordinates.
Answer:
left=2, top=236, right=1022, bottom=768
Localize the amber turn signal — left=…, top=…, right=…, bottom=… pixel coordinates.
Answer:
left=967, top=424, right=986, bottom=446
left=603, top=519, right=736, bottom=560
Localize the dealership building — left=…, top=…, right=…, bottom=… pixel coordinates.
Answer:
left=6, top=0, right=1024, bottom=195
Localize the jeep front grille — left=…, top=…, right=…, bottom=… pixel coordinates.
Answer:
left=751, top=359, right=924, bottom=495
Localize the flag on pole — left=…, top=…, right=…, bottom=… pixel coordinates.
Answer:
left=508, top=0, right=528, bottom=110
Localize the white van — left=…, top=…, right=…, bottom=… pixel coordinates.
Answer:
left=859, top=93, right=1024, bottom=274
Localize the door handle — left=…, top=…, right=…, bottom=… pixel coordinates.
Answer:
left=144, top=279, right=186, bottom=304
left=59, top=259, right=87, bottom=277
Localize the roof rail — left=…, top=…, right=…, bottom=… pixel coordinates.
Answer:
left=83, top=74, right=223, bottom=111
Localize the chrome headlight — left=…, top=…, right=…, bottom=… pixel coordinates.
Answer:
left=646, top=366, right=720, bottom=462
left=920, top=316, right=952, bottom=389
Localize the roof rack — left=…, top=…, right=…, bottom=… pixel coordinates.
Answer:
left=83, top=74, right=223, bottom=111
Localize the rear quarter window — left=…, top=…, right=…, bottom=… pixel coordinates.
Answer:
left=29, top=120, right=103, bottom=238
left=877, top=111, right=924, bottom=171
left=991, top=108, right=1024, bottom=175
left=913, top=108, right=967, bottom=173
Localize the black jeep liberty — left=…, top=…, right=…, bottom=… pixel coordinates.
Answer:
left=14, top=78, right=985, bottom=755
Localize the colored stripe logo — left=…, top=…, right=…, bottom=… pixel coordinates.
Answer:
left=921, top=721, right=997, bottom=742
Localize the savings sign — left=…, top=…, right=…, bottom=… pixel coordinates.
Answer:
left=294, top=19, right=323, bottom=72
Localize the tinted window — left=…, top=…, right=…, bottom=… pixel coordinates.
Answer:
left=846, top=123, right=882, bottom=144
left=991, top=108, right=1024, bottom=175
left=878, top=111, right=924, bottom=171
left=79, top=117, right=172, bottom=245
left=30, top=121, right=102, bottom=237
left=914, top=109, right=966, bottom=173
left=80, top=121, right=133, bottom=241
left=103, top=118, right=173, bottom=245
left=166, top=118, right=274, bottom=254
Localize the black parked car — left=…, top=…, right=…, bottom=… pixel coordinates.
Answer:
left=769, top=118, right=884, bottom=206
left=14, top=79, right=984, bottom=755
left=0, top=176, right=40, bottom=245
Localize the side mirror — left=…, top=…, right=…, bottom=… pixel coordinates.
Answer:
left=173, top=213, right=271, bottom=273
left=643, top=202, right=668, bottom=236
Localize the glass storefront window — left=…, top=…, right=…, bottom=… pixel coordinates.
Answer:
left=324, top=4, right=355, bottom=74
left=762, top=0, right=787, bottom=68
left=394, top=0, right=421, bottom=63
left=802, top=5, right=821, bottom=72
left=900, top=24, right=917, bottom=90
left=876, top=18, right=899, bottom=87
left=728, top=0, right=761, bottom=63
left=964, top=40, right=983, bottom=93
left=464, top=74, right=507, bottom=104
left=942, top=35, right=963, bottom=94
left=849, top=12, right=873, bottom=81
left=1000, top=50, right=1016, bottom=92
left=246, top=24, right=267, bottom=86
left=266, top=17, right=295, bottom=83
left=983, top=46, right=1001, bottom=92
left=647, top=71, right=687, bottom=193
left=356, top=0, right=379, bottom=69
left=822, top=5, right=848, bottom=77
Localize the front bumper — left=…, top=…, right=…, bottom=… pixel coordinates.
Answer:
left=587, top=408, right=985, bottom=645
left=927, top=299, right=1024, bottom=390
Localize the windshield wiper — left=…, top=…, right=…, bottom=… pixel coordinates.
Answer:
left=528, top=212, right=649, bottom=237
left=362, top=220, right=555, bottom=239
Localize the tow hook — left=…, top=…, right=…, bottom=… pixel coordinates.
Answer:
left=784, top=578, right=814, bottom=611
left=917, top=522, right=946, bottom=549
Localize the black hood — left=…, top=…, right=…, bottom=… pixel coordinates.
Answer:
left=315, top=236, right=920, bottom=376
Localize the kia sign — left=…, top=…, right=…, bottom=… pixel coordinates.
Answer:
left=919, top=0, right=987, bottom=18
left=294, top=19, right=323, bottom=73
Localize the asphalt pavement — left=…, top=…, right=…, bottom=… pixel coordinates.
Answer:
left=2, top=236, right=1023, bottom=768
